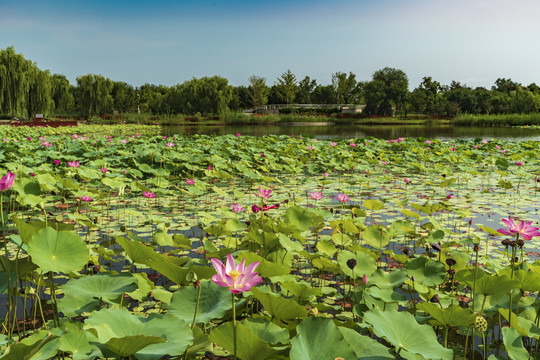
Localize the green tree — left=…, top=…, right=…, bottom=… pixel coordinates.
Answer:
left=492, top=78, right=520, bottom=94
left=372, top=67, right=408, bottom=115
left=75, top=74, right=114, bottom=116
left=276, top=69, right=298, bottom=104
left=312, top=84, right=335, bottom=104
left=51, top=74, right=74, bottom=113
left=296, top=76, right=317, bottom=104
left=167, top=76, right=233, bottom=115
left=111, top=81, right=136, bottom=113
left=0, top=47, right=31, bottom=117
left=27, top=67, right=53, bottom=118
left=408, top=88, right=427, bottom=116
left=417, top=76, right=441, bottom=115
left=331, top=72, right=361, bottom=104
left=248, top=75, right=269, bottom=108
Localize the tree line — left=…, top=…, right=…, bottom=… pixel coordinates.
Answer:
left=1, top=46, right=540, bottom=118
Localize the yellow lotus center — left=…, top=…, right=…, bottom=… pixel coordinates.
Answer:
left=228, top=270, right=241, bottom=283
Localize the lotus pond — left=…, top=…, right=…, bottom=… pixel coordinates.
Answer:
left=0, top=124, right=539, bottom=360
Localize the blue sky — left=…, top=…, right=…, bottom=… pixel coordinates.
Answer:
left=1, top=0, right=539, bottom=89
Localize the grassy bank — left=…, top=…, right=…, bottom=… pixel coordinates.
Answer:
left=76, top=112, right=443, bottom=126
left=453, top=113, right=540, bottom=126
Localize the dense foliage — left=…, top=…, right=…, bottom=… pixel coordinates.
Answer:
left=3, top=46, right=540, bottom=119
left=0, top=125, right=538, bottom=358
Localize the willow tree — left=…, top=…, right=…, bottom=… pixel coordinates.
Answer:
left=0, top=46, right=31, bottom=117
left=167, top=76, right=233, bottom=115
left=27, top=67, right=53, bottom=117
left=76, top=74, right=113, bottom=116
left=51, top=74, right=74, bottom=113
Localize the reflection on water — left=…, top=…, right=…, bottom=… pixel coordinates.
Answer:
left=162, top=124, right=540, bottom=140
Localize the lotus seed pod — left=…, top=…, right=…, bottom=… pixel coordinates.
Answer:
left=474, top=316, right=487, bottom=333
left=346, top=258, right=357, bottom=270
left=445, top=258, right=456, bottom=267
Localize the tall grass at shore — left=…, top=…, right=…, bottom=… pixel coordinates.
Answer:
left=454, top=113, right=540, bottom=126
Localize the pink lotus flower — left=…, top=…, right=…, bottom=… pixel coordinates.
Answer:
left=121, top=139, right=127, bottom=144
left=235, top=133, right=241, bottom=137
left=67, top=161, right=80, bottom=168
left=425, top=140, right=431, bottom=145
left=473, top=145, right=479, bottom=149
left=337, top=193, right=349, bottom=203
left=330, top=141, right=337, bottom=147
left=0, top=172, right=15, bottom=191
left=309, top=191, right=324, bottom=200
left=307, top=146, right=313, bottom=150
left=404, top=178, right=410, bottom=184
left=350, top=143, right=356, bottom=148
left=81, top=196, right=93, bottom=202
left=53, top=160, right=60, bottom=165
left=497, top=217, right=540, bottom=240
left=450, top=147, right=456, bottom=151
left=381, top=161, right=388, bottom=165
left=211, top=254, right=262, bottom=294
left=323, top=172, right=329, bottom=178
left=501, top=150, right=506, bottom=154
left=446, top=194, right=453, bottom=199
left=255, top=187, right=272, bottom=199
left=260, top=153, right=265, bottom=157
left=516, top=161, right=523, bottom=166
left=101, top=167, right=108, bottom=174
left=166, top=142, right=175, bottom=147
left=143, top=191, right=156, bottom=199
left=231, top=203, right=245, bottom=213
left=72, top=134, right=79, bottom=139
left=252, top=204, right=260, bottom=213
left=362, top=274, right=368, bottom=286
left=186, top=179, right=195, bottom=185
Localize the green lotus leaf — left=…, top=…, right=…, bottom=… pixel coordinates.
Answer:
left=290, top=317, right=357, bottom=360
left=455, top=269, right=519, bottom=295
left=499, top=269, right=540, bottom=293
left=209, top=321, right=278, bottom=360
left=417, top=303, right=476, bottom=327
left=338, top=326, right=393, bottom=359
left=282, top=206, right=314, bottom=232
left=236, top=252, right=290, bottom=278
left=251, top=287, right=308, bottom=319
left=404, top=257, right=446, bottom=287
left=364, top=199, right=384, bottom=210
left=104, top=336, right=165, bottom=358
left=84, top=308, right=193, bottom=360
left=364, top=309, right=453, bottom=360
left=1, top=333, right=59, bottom=360
left=368, top=268, right=408, bottom=289
left=61, top=273, right=138, bottom=308
left=27, top=227, right=89, bottom=274
left=362, top=225, right=390, bottom=249
left=58, top=322, right=101, bottom=360
left=502, top=327, right=529, bottom=360
left=280, top=280, right=323, bottom=299
left=337, top=250, right=377, bottom=278
left=167, top=280, right=233, bottom=325
left=241, top=318, right=289, bottom=346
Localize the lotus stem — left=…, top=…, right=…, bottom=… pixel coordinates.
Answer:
left=232, top=292, right=237, bottom=360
